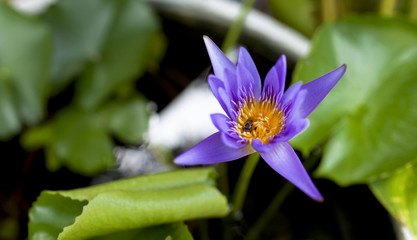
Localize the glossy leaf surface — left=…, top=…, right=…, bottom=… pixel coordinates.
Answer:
left=29, top=168, right=229, bottom=240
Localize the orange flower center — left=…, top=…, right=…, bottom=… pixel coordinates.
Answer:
left=234, top=96, right=285, bottom=144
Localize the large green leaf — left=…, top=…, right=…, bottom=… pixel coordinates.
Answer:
left=76, top=0, right=163, bottom=110
left=370, top=160, right=417, bottom=238
left=57, top=166, right=218, bottom=201
left=42, top=0, right=117, bottom=87
left=0, top=2, right=51, bottom=138
left=291, top=16, right=417, bottom=185
left=28, top=168, right=229, bottom=240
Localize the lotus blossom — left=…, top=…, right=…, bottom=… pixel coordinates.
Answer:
left=175, top=36, right=346, bottom=201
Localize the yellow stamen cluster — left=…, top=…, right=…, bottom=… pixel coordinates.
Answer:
left=234, top=96, right=285, bottom=144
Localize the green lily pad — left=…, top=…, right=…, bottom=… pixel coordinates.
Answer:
left=291, top=16, right=417, bottom=185
left=28, top=168, right=229, bottom=240
left=370, top=160, right=417, bottom=238
left=89, top=222, right=193, bottom=240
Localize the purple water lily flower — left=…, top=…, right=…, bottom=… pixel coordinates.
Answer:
left=175, top=36, right=346, bottom=201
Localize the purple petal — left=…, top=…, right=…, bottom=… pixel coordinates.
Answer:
left=262, top=55, right=286, bottom=99
left=237, top=61, right=256, bottom=100
left=208, top=75, right=231, bottom=117
left=221, top=131, right=248, bottom=149
left=211, top=114, right=247, bottom=148
left=218, top=88, right=235, bottom=120
left=298, top=64, right=346, bottom=118
left=174, top=132, right=255, bottom=165
left=282, top=89, right=307, bottom=124
left=203, top=36, right=236, bottom=81
left=223, top=68, right=239, bottom=103
left=208, top=74, right=224, bottom=101
left=210, top=113, right=231, bottom=132
left=256, top=142, right=323, bottom=201
left=251, top=138, right=277, bottom=153
left=274, top=118, right=310, bottom=142
left=237, top=47, right=261, bottom=99
left=281, top=81, right=302, bottom=109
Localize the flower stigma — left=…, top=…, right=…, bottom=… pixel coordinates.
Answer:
left=234, top=95, right=285, bottom=144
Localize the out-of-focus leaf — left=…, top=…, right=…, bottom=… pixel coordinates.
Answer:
left=0, top=2, right=51, bottom=138
left=0, top=72, right=20, bottom=138
left=290, top=16, right=417, bottom=185
left=76, top=0, right=163, bottom=110
left=21, top=0, right=161, bottom=174
left=90, top=222, right=193, bottom=240
left=42, top=0, right=117, bottom=87
left=22, top=108, right=114, bottom=176
left=100, top=96, right=150, bottom=145
left=44, top=145, right=61, bottom=172
left=21, top=124, right=52, bottom=151
left=269, top=0, right=318, bottom=37
left=0, top=217, right=19, bottom=240
left=23, top=125, right=62, bottom=171
left=370, top=160, right=417, bottom=238
left=28, top=168, right=229, bottom=240
left=22, top=96, right=151, bottom=174
left=52, top=108, right=114, bottom=175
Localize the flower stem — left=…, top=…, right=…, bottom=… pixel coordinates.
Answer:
left=230, top=152, right=260, bottom=219
left=244, top=182, right=294, bottom=240
left=244, top=151, right=321, bottom=240
left=221, top=0, right=257, bottom=54
left=198, top=220, right=210, bottom=240
left=320, top=0, right=338, bottom=22
left=218, top=162, right=230, bottom=197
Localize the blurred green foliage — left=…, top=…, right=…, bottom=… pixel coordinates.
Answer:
left=291, top=15, right=417, bottom=237
left=269, top=0, right=318, bottom=37
left=0, top=0, right=164, bottom=175
left=0, top=1, right=51, bottom=138
left=3, top=0, right=417, bottom=238
left=22, top=97, right=150, bottom=175
left=29, top=168, right=229, bottom=240
left=268, top=0, right=417, bottom=37
left=72, top=0, right=163, bottom=110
